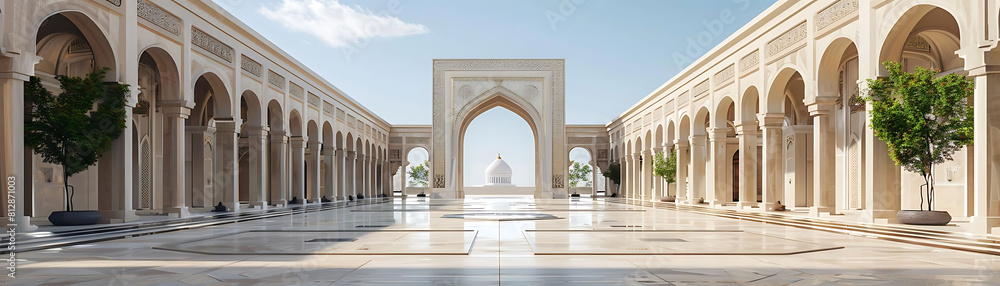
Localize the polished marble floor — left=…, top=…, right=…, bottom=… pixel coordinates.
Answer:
left=8, top=196, right=1000, bottom=285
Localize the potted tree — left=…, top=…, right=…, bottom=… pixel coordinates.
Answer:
left=408, top=161, right=429, bottom=197
left=862, top=62, right=974, bottom=226
left=602, top=162, right=621, bottom=197
left=568, top=161, right=592, bottom=197
left=24, top=68, right=129, bottom=226
left=652, top=149, right=677, bottom=202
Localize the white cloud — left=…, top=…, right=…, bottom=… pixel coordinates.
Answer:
left=259, top=0, right=428, bottom=48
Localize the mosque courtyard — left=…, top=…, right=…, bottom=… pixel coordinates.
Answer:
left=12, top=197, right=1000, bottom=285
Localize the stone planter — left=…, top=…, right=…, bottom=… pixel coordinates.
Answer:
left=48, top=210, right=101, bottom=226
left=896, top=210, right=952, bottom=226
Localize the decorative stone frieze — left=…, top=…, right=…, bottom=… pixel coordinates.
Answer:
left=767, top=22, right=807, bottom=57
left=268, top=70, right=285, bottom=90
left=815, top=0, right=858, bottom=31
left=192, top=27, right=234, bottom=63
left=241, top=55, right=262, bottom=77
left=138, top=0, right=182, bottom=36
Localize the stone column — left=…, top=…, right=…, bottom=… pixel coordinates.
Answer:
left=735, top=122, right=758, bottom=208
left=675, top=140, right=689, bottom=202
left=707, top=128, right=730, bottom=207
left=269, top=132, right=288, bottom=206
left=1, top=73, right=31, bottom=231
left=98, top=91, right=137, bottom=223
left=641, top=150, right=653, bottom=201
left=306, top=140, right=322, bottom=203
left=623, top=155, right=633, bottom=199
left=358, top=152, right=365, bottom=198
left=215, top=120, right=239, bottom=212
left=347, top=151, right=357, bottom=198
left=246, top=126, right=269, bottom=209
left=783, top=126, right=811, bottom=208
left=591, top=160, right=599, bottom=196
left=401, top=161, right=409, bottom=196
left=161, top=100, right=193, bottom=217
left=322, top=148, right=335, bottom=201
left=689, top=135, right=707, bottom=204
left=339, top=150, right=348, bottom=199
left=289, top=137, right=306, bottom=204
left=972, top=72, right=1000, bottom=234
left=758, top=113, right=784, bottom=210
left=187, top=126, right=215, bottom=208
left=809, top=97, right=837, bottom=216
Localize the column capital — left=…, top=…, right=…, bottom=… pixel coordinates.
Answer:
left=269, top=130, right=288, bottom=137
left=245, top=125, right=270, bottom=137
left=289, top=136, right=306, bottom=148
left=733, top=121, right=759, bottom=135
left=346, top=150, right=357, bottom=159
left=689, top=134, right=707, bottom=145
left=674, top=139, right=689, bottom=147
left=214, top=119, right=239, bottom=133
left=335, top=149, right=346, bottom=157
left=640, top=150, right=652, bottom=156
left=756, top=113, right=784, bottom=128
left=160, top=100, right=193, bottom=117
left=966, top=64, right=1000, bottom=77
left=186, top=126, right=216, bottom=135
left=270, top=134, right=288, bottom=144
left=806, top=96, right=838, bottom=116
left=652, top=147, right=663, bottom=153
left=708, top=128, right=730, bottom=141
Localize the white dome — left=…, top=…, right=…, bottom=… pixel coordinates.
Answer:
left=485, top=154, right=513, bottom=185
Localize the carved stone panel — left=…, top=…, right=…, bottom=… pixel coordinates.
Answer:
left=552, top=175, right=565, bottom=189
left=815, top=0, right=858, bottom=31
left=138, top=0, right=181, bottom=36
left=241, top=55, right=262, bottom=77
left=191, top=27, right=233, bottom=63
left=740, top=50, right=759, bottom=74
left=268, top=70, right=285, bottom=90
left=767, top=22, right=807, bottom=57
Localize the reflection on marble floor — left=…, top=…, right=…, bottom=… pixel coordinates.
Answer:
left=9, top=197, right=1000, bottom=285
left=156, top=230, right=478, bottom=255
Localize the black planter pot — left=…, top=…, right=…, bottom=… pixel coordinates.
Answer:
left=416, top=193, right=427, bottom=198
left=570, top=193, right=581, bottom=197
left=48, top=210, right=101, bottom=226
left=896, top=210, right=952, bottom=226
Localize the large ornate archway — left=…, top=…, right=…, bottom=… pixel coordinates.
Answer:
left=432, top=59, right=566, bottom=198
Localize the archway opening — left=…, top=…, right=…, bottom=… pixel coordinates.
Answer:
left=28, top=12, right=118, bottom=218
left=568, top=147, right=594, bottom=196
left=461, top=106, right=537, bottom=197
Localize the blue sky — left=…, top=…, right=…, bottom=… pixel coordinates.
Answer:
left=211, top=0, right=775, bottom=186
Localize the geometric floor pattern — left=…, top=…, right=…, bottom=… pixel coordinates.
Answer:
left=10, top=196, right=1000, bottom=285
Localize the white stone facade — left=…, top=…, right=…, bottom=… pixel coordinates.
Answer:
left=1, top=0, right=998, bottom=236
left=606, top=0, right=1000, bottom=234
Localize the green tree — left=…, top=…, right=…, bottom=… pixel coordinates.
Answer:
left=407, top=161, right=429, bottom=187
left=861, top=61, right=974, bottom=211
left=602, top=162, right=621, bottom=195
left=652, top=149, right=677, bottom=196
left=24, top=68, right=129, bottom=211
left=568, top=161, right=592, bottom=188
